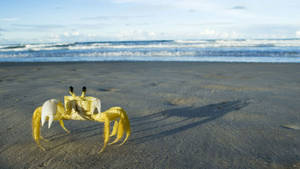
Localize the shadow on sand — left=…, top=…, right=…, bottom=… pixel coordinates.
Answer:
left=130, top=100, right=249, bottom=144
left=44, top=99, right=249, bottom=150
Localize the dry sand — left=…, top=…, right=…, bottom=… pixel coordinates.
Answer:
left=0, top=62, right=300, bottom=169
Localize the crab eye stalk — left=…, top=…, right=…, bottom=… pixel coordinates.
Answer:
left=69, top=86, right=74, bottom=93
left=81, top=86, right=86, bottom=98
left=69, top=86, right=75, bottom=96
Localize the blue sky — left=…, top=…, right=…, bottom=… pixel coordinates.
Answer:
left=0, top=0, right=300, bottom=43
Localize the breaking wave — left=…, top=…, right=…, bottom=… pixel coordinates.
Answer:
left=0, top=39, right=300, bottom=62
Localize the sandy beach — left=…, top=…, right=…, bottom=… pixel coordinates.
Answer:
left=0, top=62, right=300, bottom=169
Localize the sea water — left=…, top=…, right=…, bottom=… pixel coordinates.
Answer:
left=0, top=39, right=300, bottom=62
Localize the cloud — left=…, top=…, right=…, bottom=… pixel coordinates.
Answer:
left=112, top=0, right=218, bottom=11
left=63, top=31, right=80, bottom=37
left=11, top=24, right=65, bottom=31
left=182, top=29, right=242, bottom=39
left=81, top=15, right=147, bottom=21
left=0, top=17, right=19, bottom=22
left=199, top=29, right=218, bottom=36
left=13, top=24, right=64, bottom=29
left=41, top=28, right=243, bottom=43
left=87, top=33, right=97, bottom=38
left=46, top=31, right=97, bottom=42
left=176, top=22, right=233, bottom=26
left=113, top=0, right=248, bottom=13
left=116, top=30, right=158, bottom=40
left=296, top=31, right=300, bottom=37
left=231, top=6, right=246, bottom=10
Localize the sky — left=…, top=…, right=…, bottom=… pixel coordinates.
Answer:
left=0, top=0, right=300, bottom=43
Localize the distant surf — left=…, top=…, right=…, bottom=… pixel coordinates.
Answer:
left=0, top=39, right=300, bottom=62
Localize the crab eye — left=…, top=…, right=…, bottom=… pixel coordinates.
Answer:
left=82, top=86, right=86, bottom=92
left=69, top=86, right=74, bottom=93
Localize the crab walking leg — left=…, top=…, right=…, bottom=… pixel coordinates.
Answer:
left=93, top=107, right=131, bottom=153
left=40, top=135, right=49, bottom=142
left=109, top=107, right=131, bottom=146
left=59, top=120, right=70, bottom=133
left=92, top=112, right=113, bottom=153
left=104, top=107, right=131, bottom=146
left=32, top=107, right=46, bottom=151
left=100, top=114, right=110, bottom=153
left=33, top=102, right=66, bottom=150
left=109, top=117, right=124, bottom=145
left=110, top=121, right=119, bottom=137
left=120, top=108, right=131, bottom=146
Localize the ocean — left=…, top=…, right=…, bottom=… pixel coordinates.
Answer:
left=0, top=39, right=300, bottom=62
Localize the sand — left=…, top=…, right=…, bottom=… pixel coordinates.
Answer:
left=0, top=62, right=300, bottom=169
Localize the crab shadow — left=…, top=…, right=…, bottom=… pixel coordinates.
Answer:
left=130, top=100, right=249, bottom=144
left=42, top=123, right=102, bottom=151
left=44, top=99, right=249, bottom=150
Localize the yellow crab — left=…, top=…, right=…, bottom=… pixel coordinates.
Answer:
left=32, top=86, right=131, bottom=153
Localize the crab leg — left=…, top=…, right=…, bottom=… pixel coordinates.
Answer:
left=93, top=107, right=131, bottom=153
left=110, top=121, right=119, bottom=137
left=33, top=101, right=68, bottom=151
left=40, top=135, right=49, bottom=142
left=109, top=107, right=131, bottom=146
left=32, top=107, right=46, bottom=151
left=101, top=114, right=110, bottom=153
left=59, top=120, right=70, bottom=133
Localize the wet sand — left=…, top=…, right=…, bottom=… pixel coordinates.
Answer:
left=0, top=62, right=300, bottom=169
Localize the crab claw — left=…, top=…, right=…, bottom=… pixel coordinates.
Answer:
left=41, top=99, right=58, bottom=128
left=94, top=98, right=101, bottom=114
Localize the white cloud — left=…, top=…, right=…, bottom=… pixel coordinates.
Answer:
left=72, top=32, right=80, bottom=36
left=87, top=33, right=97, bottom=37
left=113, top=0, right=219, bottom=11
left=0, top=17, right=19, bottom=22
left=114, top=28, right=242, bottom=40
left=116, top=30, right=158, bottom=40
left=296, top=31, right=300, bottom=37
left=63, top=31, right=80, bottom=37
left=199, top=29, right=217, bottom=36
left=48, top=29, right=242, bottom=42
left=63, top=32, right=70, bottom=37
left=194, top=29, right=241, bottom=39
left=48, top=33, right=61, bottom=42
left=45, top=31, right=106, bottom=43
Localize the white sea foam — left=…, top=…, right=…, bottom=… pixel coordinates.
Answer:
left=0, top=39, right=300, bottom=62
left=176, top=39, right=300, bottom=47
left=1, top=39, right=300, bottom=52
left=1, top=55, right=299, bottom=63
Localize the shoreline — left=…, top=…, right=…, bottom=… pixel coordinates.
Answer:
left=1, top=60, right=299, bottom=65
